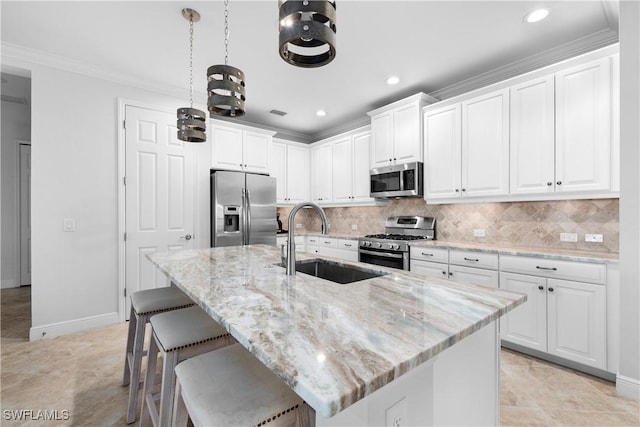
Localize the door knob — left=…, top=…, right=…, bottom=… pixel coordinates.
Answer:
left=180, top=234, right=192, bottom=241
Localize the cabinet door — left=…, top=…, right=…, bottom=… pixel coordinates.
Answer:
left=555, top=57, right=612, bottom=193
left=332, top=137, right=354, bottom=203
left=510, top=75, right=556, bottom=195
left=393, top=102, right=422, bottom=163
left=462, top=89, right=510, bottom=197
left=352, top=132, right=373, bottom=202
left=424, top=104, right=462, bottom=199
left=410, top=260, right=449, bottom=280
left=286, top=145, right=310, bottom=204
left=370, top=111, right=394, bottom=167
left=449, top=265, right=499, bottom=288
left=547, top=278, right=606, bottom=369
left=243, top=131, right=271, bottom=173
left=311, top=144, right=333, bottom=203
left=211, top=125, right=243, bottom=170
left=272, top=142, right=287, bottom=203
left=500, top=272, right=547, bottom=352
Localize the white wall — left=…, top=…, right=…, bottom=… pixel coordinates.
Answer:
left=618, top=0, right=640, bottom=400
left=1, top=73, right=31, bottom=288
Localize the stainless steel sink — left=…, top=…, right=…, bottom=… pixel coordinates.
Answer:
left=280, top=258, right=389, bottom=284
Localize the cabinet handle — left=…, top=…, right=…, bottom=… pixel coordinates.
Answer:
left=556, top=181, right=562, bottom=185
left=344, top=243, right=352, bottom=247
left=536, top=266, right=558, bottom=271
left=547, top=182, right=553, bottom=186
left=463, top=257, right=479, bottom=262
left=324, top=241, right=332, bottom=244
left=421, top=252, right=434, bottom=257
left=455, top=189, right=460, bottom=193
left=548, top=287, right=555, bottom=292
left=538, top=285, right=544, bottom=291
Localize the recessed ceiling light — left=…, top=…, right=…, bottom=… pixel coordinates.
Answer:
left=524, top=8, right=549, bottom=23
left=316, top=109, right=327, bottom=117
left=386, top=75, right=400, bottom=85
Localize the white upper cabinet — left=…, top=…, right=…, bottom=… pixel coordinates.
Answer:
left=424, top=104, right=462, bottom=199
left=423, top=89, right=509, bottom=201
left=272, top=140, right=310, bottom=205
left=331, top=137, right=353, bottom=203
left=555, top=57, right=612, bottom=193
left=331, top=131, right=374, bottom=204
left=368, top=93, right=438, bottom=168
left=311, top=143, right=333, bottom=204
left=211, top=121, right=274, bottom=174
left=510, top=75, right=556, bottom=195
left=461, top=88, right=510, bottom=197
left=352, top=131, right=373, bottom=202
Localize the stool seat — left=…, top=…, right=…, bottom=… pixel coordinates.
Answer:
left=140, top=306, right=233, bottom=427
left=174, top=344, right=308, bottom=427
left=131, top=287, right=194, bottom=315
left=123, top=286, right=195, bottom=424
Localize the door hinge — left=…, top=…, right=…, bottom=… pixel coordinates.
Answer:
left=123, top=176, right=127, bottom=185
left=123, top=120, right=126, bottom=129
left=124, top=232, right=127, bottom=242
left=124, top=288, right=127, bottom=297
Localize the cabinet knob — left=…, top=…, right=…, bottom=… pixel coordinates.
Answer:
left=556, top=181, right=562, bottom=185
left=448, top=272, right=453, bottom=276
left=538, top=285, right=544, bottom=291
left=455, top=189, right=460, bottom=193
left=393, top=157, right=397, bottom=161
left=548, top=287, right=555, bottom=292
left=547, top=182, right=553, bottom=186
left=461, top=188, right=466, bottom=192
left=389, top=158, right=392, bottom=162
left=442, top=271, right=447, bottom=275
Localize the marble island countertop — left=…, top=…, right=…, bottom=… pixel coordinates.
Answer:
left=147, top=245, right=526, bottom=418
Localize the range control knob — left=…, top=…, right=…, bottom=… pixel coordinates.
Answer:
left=376, top=242, right=382, bottom=248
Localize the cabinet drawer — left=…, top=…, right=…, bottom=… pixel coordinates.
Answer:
left=449, top=265, right=499, bottom=288
left=315, top=237, right=337, bottom=248
left=338, top=239, right=358, bottom=251
left=449, top=250, right=499, bottom=270
left=410, top=259, right=449, bottom=279
left=500, top=255, right=606, bottom=285
left=410, top=246, right=449, bottom=263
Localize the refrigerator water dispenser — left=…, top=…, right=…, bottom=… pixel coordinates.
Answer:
left=223, top=206, right=240, bottom=232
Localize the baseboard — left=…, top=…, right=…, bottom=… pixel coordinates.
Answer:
left=29, top=312, right=120, bottom=341
left=616, top=374, right=640, bottom=401
left=1, top=279, right=18, bottom=289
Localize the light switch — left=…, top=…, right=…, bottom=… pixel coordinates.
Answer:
left=63, top=218, right=76, bottom=232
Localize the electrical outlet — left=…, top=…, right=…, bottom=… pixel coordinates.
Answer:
left=63, top=218, right=76, bottom=232
left=351, top=224, right=358, bottom=231
left=385, top=398, right=407, bottom=427
left=295, top=223, right=302, bottom=229
left=585, top=234, right=603, bottom=243
left=473, top=229, right=486, bottom=237
left=560, top=233, right=578, bottom=242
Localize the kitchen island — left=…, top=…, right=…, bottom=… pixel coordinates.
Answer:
left=147, top=245, right=526, bottom=426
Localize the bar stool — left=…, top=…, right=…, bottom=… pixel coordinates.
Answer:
left=123, top=286, right=195, bottom=424
left=140, top=305, right=234, bottom=427
left=172, top=343, right=315, bottom=427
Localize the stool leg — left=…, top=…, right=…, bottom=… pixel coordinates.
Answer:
left=126, top=312, right=147, bottom=424
left=140, top=332, right=160, bottom=427
left=122, top=305, right=137, bottom=386
left=158, top=350, right=179, bottom=427
left=172, top=374, right=189, bottom=427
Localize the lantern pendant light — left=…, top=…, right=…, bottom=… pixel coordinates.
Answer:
left=207, top=0, right=246, bottom=117
left=279, top=0, right=336, bottom=68
left=177, top=8, right=206, bottom=143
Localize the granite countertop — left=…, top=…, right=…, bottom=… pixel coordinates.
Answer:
left=410, top=240, right=619, bottom=264
left=147, top=245, right=525, bottom=418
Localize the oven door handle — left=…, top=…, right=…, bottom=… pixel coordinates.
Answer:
left=359, top=249, right=404, bottom=259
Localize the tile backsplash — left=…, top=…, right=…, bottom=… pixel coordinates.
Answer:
left=278, top=198, right=619, bottom=253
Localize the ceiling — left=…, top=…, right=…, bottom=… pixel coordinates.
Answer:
left=1, top=1, right=619, bottom=142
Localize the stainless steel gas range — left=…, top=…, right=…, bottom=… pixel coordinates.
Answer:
left=358, top=216, right=436, bottom=270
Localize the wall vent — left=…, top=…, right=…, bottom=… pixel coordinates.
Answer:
left=269, top=109, right=287, bottom=116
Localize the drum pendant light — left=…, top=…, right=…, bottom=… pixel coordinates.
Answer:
left=207, top=0, right=246, bottom=117
left=279, top=0, right=336, bottom=68
left=177, top=8, right=206, bottom=143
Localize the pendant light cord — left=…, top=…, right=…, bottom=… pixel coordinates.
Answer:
left=189, top=17, right=194, bottom=108
left=224, top=0, right=229, bottom=66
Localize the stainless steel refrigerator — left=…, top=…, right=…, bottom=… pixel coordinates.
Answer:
left=210, top=170, right=277, bottom=247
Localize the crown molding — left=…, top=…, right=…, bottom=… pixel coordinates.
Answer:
left=430, top=28, right=619, bottom=101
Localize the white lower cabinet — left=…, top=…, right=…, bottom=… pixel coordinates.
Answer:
left=306, top=237, right=358, bottom=262
left=409, top=247, right=498, bottom=288
left=500, top=271, right=607, bottom=370
left=276, top=235, right=306, bottom=253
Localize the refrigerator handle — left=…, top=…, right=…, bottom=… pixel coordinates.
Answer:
left=241, top=187, right=247, bottom=245
left=245, top=189, right=252, bottom=245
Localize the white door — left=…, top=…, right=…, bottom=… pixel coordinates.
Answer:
left=124, top=105, right=195, bottom=316
left=499, top=272, right=547, bottom=352
left=424, top=104, right=462, bottom=199
left=510, top=75, right=556, bottom=195
left=547, top=278, right=607, bottom=369
left=462, top=88, right=510, bottom=197
left=19, top=143, right=32, bottom=286
left=332, top=137, right=353, bottom=203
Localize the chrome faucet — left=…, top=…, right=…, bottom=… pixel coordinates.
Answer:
left=286, top=202, right=328, bottom=275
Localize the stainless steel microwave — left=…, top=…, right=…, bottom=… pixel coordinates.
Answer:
left=370, top=162, right=424, bottom=198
